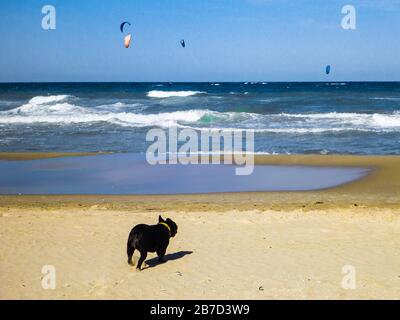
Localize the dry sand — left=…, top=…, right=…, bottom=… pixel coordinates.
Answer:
left=1, top=207, right=399, bottom=299
left=0, top=153, right=399, bottom=299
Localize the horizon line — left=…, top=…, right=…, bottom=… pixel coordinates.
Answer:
left=1, top=80, right=400, bottom=84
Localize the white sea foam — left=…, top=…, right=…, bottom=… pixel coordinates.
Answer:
left=0, top=110, right=208, bottom=127
left=181, top=111, right=400, bottom=133
left=28, top=95, right=71, bottom=105
left=1, top=95, right=400, bottom=132
left=371, top=112, right=400, bottom=127
left=6, top=95, right=79, bottom=115
left=147, top=90, right=205, bottom=98
left=0, top=113, right=204, bottom=126
left=0, top=96, right=210, bottom=127
left=184, top=126, right=373, bottom=134
left=371, top=97, right=400, bottom=101
left=278, top=112, right=400, bottom=128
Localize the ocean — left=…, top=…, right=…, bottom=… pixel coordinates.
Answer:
left=0, top=82, right=399, bottom=155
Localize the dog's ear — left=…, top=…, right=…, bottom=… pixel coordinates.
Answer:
left=159, top=215, right=165, bottom=223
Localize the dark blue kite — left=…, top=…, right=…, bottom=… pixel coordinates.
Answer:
left=325, top=65, right=331, bottom=75
left=120, top=21, right=131, bottom=33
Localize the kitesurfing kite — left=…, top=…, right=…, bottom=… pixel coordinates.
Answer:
left=325, top=65, right=331, bottom=75
left=124, top=34, right=132, bottom=48
left=120, top=21, right=131, bottom=33
left=180, top=39, right=186, bottom=48
left=120, top=21, right=132, bottom=48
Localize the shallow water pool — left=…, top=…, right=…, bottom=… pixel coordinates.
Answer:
left=0, top=154, right=369, bottom=195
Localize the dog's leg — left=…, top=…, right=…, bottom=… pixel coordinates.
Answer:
left=127, top=244, right=135, bottom=265
left=157, top=248, right=166, bottom=262
left=137, top=250, right=147, bottom=270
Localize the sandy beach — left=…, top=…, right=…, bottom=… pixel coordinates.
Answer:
left=0, top=153, right=400, bottom=299
left=2, top=0, right=400, bottom=303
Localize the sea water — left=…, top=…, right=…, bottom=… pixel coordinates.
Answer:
left=0, top=82, right=399, bottom=155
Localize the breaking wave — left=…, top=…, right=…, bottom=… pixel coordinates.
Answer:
left=1, top=95, right=400, bottom=132
left=147, top=90, right=205, bottom=98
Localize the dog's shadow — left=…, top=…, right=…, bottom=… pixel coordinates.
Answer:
left=144, top=250, right=193, bottom=269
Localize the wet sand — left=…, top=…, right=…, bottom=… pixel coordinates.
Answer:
left=0, top=153, right=399, bottom=299
left=0, top=152, right=104, bottom=161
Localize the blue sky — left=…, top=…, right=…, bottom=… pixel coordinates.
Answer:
left=0, top=0, right=400, bottom=82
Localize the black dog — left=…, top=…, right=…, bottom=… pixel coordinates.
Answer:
left=127, top=215, right=178, bottom=270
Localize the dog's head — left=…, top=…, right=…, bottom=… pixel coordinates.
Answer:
left=159, top=215, right=178, bottom=237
